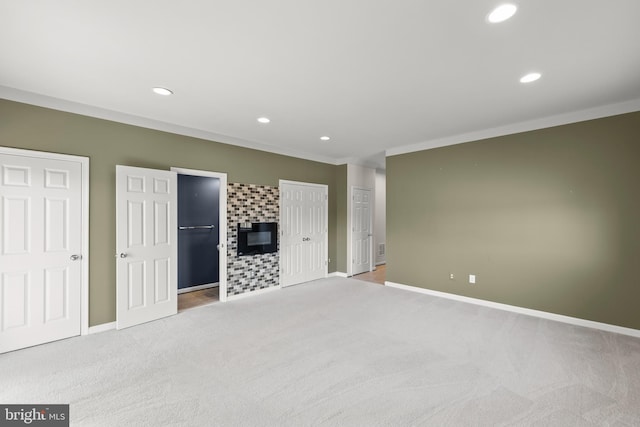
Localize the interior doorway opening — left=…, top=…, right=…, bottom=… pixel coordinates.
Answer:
left=177, top=174, right=220, bottom=294
left=171, top=167, right=228, bottom=309
left=351, top=186, right=373, bottom=276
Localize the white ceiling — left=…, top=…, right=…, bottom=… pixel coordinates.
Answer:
left=2, top=1, right=640, bottom=169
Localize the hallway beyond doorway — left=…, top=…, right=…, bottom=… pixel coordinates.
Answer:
left=352, top=264, right=386, bottom=285
left=178, top=287, right=219, bottom=312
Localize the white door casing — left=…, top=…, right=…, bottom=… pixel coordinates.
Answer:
left=171, top=167, right=228, bottom=302
left=280, top=181, right=328, bottom=287
left=116, top=166, right=177, bottom=329
left=351, top=187, right=372, bottom=276
left=1, top=148, right=89, bottom=353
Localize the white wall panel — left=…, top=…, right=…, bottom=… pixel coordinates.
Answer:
left=374, top=169, right=386, bottom=265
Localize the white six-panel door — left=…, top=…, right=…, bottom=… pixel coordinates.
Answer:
left=116, top=166, right=177, bottom=329
left=1, top=153, right=83, bottom=353
left=280, top=182, right=328, bottom=287
left=352, top=187, right=372, bottom=276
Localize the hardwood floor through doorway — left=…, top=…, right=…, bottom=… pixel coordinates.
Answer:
left=178, top=287, right=219, bottom=312
left=352, top=264, right=386, bottom=285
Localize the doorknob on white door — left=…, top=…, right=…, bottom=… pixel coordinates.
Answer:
left=116, top=253, right=127, bottom=258
left=70, top=254, right=82, bottom=261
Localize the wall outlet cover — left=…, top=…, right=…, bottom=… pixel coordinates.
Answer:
left=469, top=274, right=476, bottom=284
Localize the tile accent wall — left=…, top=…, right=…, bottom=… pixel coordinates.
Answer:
left=227, top=183, right=280, bottom=296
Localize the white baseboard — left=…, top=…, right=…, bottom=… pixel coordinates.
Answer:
left=227, top=285, right=281, bottom=301
left=385, top=281, right=640, bottom=339
left=178, top=282, right=219, bottom=294
left=375, top=261, right=386, bottom=266
left=329, top=272, right=349, bottom=278
left=88, top=321, right=116, bottom=334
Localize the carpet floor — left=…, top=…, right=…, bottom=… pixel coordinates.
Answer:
left=1, top=278, right=639, bottom=426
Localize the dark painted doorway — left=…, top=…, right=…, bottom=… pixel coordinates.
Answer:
left=178, top=174, right=220, bottom=290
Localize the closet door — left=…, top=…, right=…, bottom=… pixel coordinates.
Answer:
left=280, top=181, right=327, bottom=287
left=1, top=152, right=84, bottom=353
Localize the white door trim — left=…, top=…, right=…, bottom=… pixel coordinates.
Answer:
left=0, top=146, right=90, bottom=336
left=171, top=167, right=228, bottom=302
left=279, top=180, right=329, bottom=287
left=349, top=186, right=373, bottom=276
left=279, top=179, right=328, bottom=189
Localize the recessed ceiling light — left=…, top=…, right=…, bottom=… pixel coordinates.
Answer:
left=520, top=72, right=542, bottom=83
left=152, top=87, right=173, bottom=96
left=487, top=4, right=517, bottom=23
left=257, top=117, right=271, bottom=124
left=320, top=136, right=331, bottom=141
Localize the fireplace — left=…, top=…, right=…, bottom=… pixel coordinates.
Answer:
left=237, top=222, right=278, bottom=256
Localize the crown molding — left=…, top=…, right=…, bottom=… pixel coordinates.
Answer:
left=5, top=86, right=639, bottom=166
left=0, top=86, right=339, bottom=166
left=386, top=98, right=640, bottom=157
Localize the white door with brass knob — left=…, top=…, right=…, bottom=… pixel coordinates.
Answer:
left=1, top=149, right=87, bottom=353
left=116, top=166, right=177, bottom=329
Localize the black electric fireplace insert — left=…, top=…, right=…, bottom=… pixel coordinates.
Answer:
left=237, top=222, right=278, bottom=256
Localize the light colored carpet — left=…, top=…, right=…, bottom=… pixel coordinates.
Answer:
left=1, top=277, right=639, bottom=426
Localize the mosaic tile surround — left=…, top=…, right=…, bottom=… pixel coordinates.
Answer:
left=226, top=183, right=280, bottom=296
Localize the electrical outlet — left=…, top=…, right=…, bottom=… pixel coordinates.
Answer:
left=469, top=274, right=476, bottom=284
left=449, top=273, right=454, bottom=280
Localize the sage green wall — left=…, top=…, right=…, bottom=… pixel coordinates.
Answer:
left=0, top=99, right=340, bottom=326
left=387, top=111, right=640, bottom=330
